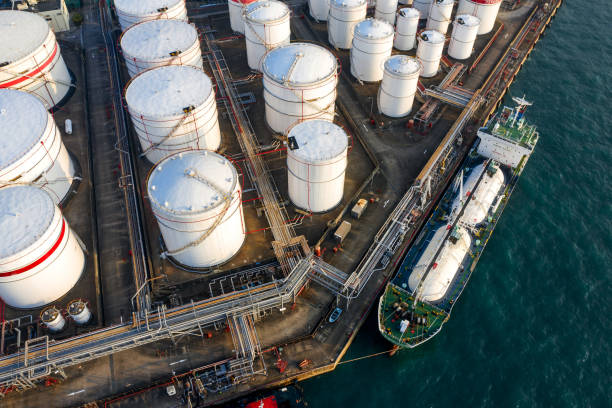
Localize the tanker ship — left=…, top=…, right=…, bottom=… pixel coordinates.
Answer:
left=378, top=97, right=539, bottom=349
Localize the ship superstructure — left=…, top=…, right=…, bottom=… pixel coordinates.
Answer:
left=378, top=97, right=539, bottom=349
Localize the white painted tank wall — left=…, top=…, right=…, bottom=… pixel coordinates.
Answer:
left=374, top=0, right=399, bottom=25
left=41, top=306, right=66, bottom=332
left=328, top=0, right=368, bottom=49
left=394, top=7, right=420, bottom=50
left=0, top=11, right=71, bottom=109
left=378, top=55, right=421, bottom=117
left=426, top=0, right=454, bottom=34
left=416, top=30, right=445, bottom=77
left=287, top=120, right=348, bottom=212
left=120, top=19, right=203, bottom=78
left=125, top=65, right=220, bottom=164
left=114, top=0, right=188, bottom=32
left=308, top=0, right=331, bottom=21
left=147, top=150, right=245, bottom=268
left=0, top=186, right=85, bottom=309
left=413, top=0, right=433, bottom=19
left=68, top=299, right=92, bottom=324
left=350, top=18, right=395, bottom=82
left=228, top=0, right=257, bottom=33
left=262, top=43, right=338, bottom=134
left=244, top=0, right=291, bottom=71
left=0, top=89, right=76, bottom=204
left=408, top=225, right=471, bottom=302
left=462, top=163, right=505, bottom=225
left=448, top=14, right=481, bottom=60
left=457, top=0, right=502, bottom=35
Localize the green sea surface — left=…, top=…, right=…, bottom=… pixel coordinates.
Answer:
left=302, top=1, right=612, bottom=406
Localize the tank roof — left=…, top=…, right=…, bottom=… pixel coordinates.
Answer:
left=0, top=186, right=55, bottom=260
left=384, top=55, right=421, bottom=76
left=125, top=65, right=213, bottom=117
left=120, top=19, right=198, bottom=60
left=398, top=7, right=420, bottom=18
left=420, top=30, right=445, bottom=43
left=114, top=0, right=183, bottom=15
left=456, top=14, right=481, bottom=26
left=245, top=1, right=289, bottom=23
left=147, top=151, right=238, bottom=215
left=330, top=0, right=366, bottom=8
left=0, top=10, right=49, bottom=65
left=354, top=18, right=394, bottom=39
left=288, top=120, right=347, bottom=162
left=263, top=43, right=336, bottom=85
left=0, top=90, right=49, bottom=172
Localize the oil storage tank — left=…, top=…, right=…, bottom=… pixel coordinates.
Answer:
left=351, top=18, right=394, bottom=83
left=328, top=0, right=367, bottom=50
left=374, top=0, right=399, bottom=25
left=426, top=0, right=454, bottom=34
left=287, top=120, right=348, bottom=213
left=378, top=55, right=421, bottom=117
left=0, top=11, right=72, bottom=109
left=125, top=65, right=221, bottom=164
left=228, top=0, right=257, bottom=33
left=416, top=30, right=445, bottom=77
left=244, top=0, right=290, bottom=71
left=0, top=89, right=77, bottom=204
left=114, top=0, right=188, bottom=32
left=457, top=0, right=502, bottom=35
left=413, top=0, right=433, bottom=19
left=308, top=0, right=331, bottom=21
left=120, top=19, right=203, bottom=78
left=394, top=7, right=420, bottom=50
left=0, top=186, right=85, bottom=309
left=262, top=43, right=338, bottom=134
left=448, top=14, right=481, bottom=59
left=147, top=150, right=245, bottom=268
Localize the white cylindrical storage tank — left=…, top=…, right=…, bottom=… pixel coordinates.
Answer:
left=462, top=163, right=504, bottom=225
left=67, top=298, right=92, bottom=325
left=125, top=65, right=221, bottom=164
left=114, top=0, right=187, bottom=32
left=0, top=89, right=77, bottom=204
left=0, top=186, right=85, bottom=309
left=147, top=150, right=245, bottom=268
left=0, top=11, right=71, bottom=109
left=120, top=19, right=203, bottom=78
left=350, top=18, right=394, bottom=82
left=308, top=0, right=331, bottom=21
left=328, top=0, right=367, bottom=50
left=244, top=1, right=291, bottom=71
left=394, top=7, right=420, bottom=50
left=378, top=55, right=421, bottom=117
left=448, top=14, right=481, bottom=59
left=287, top=120, right=348, bottom=213
left=413, top=0, right=433, bottom=19
left=426, top=0, right=454, bottom=34
left=374, top=0, right=399, bottom=25
left=41, top=306, right=66, bottom=332
left=228, top=0, right=257, bottom=33
left=416, top=30, right=445, bottom=77
left=457, top=0, right=502, bottom=35
left=262, top=43, right=338, bottom=134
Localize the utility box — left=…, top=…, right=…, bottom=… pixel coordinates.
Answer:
left=351, top=198, right=369, bottom=219
left=334, top=221, right=352, bottom=244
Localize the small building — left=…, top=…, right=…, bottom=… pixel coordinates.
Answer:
left=5, top=0, right=70, bottom=32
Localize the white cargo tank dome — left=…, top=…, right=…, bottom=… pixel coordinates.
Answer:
left=120, top=19, right=203, bottom=78
left=125, top=65, right=221, bottom=164
left=351, top=18, right=395, bottom=82
left=378, top=55, right=422, bottom=117
left=374, top=0, right=399, bottom=25
left=457, top=0, right=502, bottom=35
left=408, top=225, right=471, bottom=302
left=0, top=186, right=85, bottom=309
left=68, top=298, right=92, bottom=325
left=416, top=30, right=445, bottom=77
left=147, top=150, right=245, bottom=268
left=0, top=11, right=72, bottom=109
left=287, top=120, right=348, bottom=212
left=462, top=163, right=505, bottom=225
left=328, top=0, right=368, bottom=50
left=243, top=0, right=291, bottom=71
left=263, top=43, right=338, bottom=134
left=228, top=0, right=257, bottom=33
left=0, top=89, right=77, bottom=204
left=41, top=306, right=66, bottom=332
left=114, top=0, right=188, bottom=32
left=426, top=0, right=455, bottom=34
left=448, top=14, right=481, bottom=60
left=413, top=0, right=433, bottom=19
left=394, top=8, right=420, bottom=51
